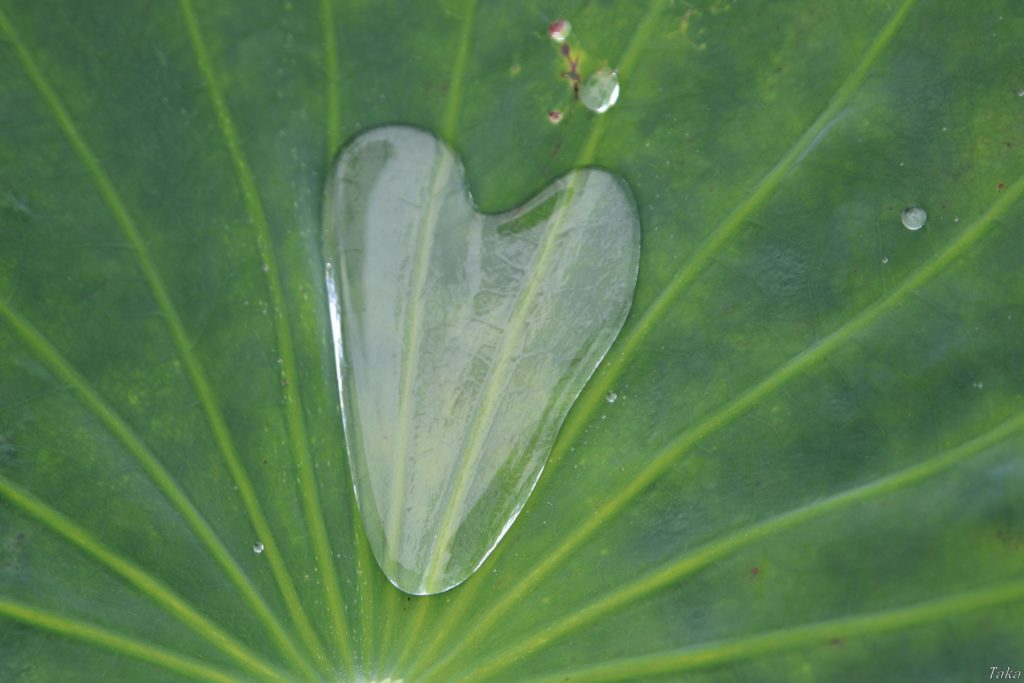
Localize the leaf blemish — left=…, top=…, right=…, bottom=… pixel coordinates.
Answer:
left=559, top=42, right=582, bottom=100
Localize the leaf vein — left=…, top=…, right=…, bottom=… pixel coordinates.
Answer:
left=405, top=0, right=669, bottom=674
left=446, top=408, right=1024, bottom=681
left=377, top=0, right=480, bottom=668
left=178, top=0, right=353, bottom=670
left=415, top=156, right=1024, bottom=683
left=0, top=599, right=251, bottom=683
left=0, top=295, right=316, bottom=681
left=547, top=0, right=919, bottom=479
left=0, top=7, right=319, bottom=678
left=0, top=476, right=288, bottom=683
left=521, top=578, right=1024, bottom=682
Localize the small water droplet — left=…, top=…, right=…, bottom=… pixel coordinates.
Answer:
left=1017, top=88, right=1024, bottom=97
left=548, top=110, right=564, bottom=124
left=901, top=206, right=927, bottom=231
left=953, top=216, right=960, bottom=223
left=881, top=256, right=889, bottom=264
left=580, top=68, right=620, bottom=114
left=605, top=391, right=617, bottom=403
left=548, top=19, right=571, bottom=43
left=253, top=542, right=264, bottom=554
left=973, top=381, right=984, bottom=389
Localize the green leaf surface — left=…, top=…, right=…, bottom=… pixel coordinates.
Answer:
left=1, top=0, right=1022, bottom=681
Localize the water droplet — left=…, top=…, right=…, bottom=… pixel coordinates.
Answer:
left=605, top=391, right=617, bottom=403
left=881, top=256, right=889, bottom=264
left=580, top=68, right=620, bottom=114
left=253, top=542, right=264, bottom=554
left=901, top=206, right=927, bottom=231
left=548, top=18, right=571, bottom=43
left=973, top=381, right=984, bottom=389
left=323, top=126, right=640, bottom=594
left=548, top=110, right=564, bottom=124
left=953, top=216, right=960, bottom=223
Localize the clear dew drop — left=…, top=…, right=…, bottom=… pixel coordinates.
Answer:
left=580, top=68, right=620, bottom=114
left=881, top=256, right=889, bottom=264
left=605, top=391, right=618, bottom=403
left=548, top=18, right=571, bottom=43
left=901, top=206, right=927, bottom=231
left=253, top=542, right=264, bottom=554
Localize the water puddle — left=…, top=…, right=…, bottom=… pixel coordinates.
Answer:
left=323, top=126, right=640, bottom=594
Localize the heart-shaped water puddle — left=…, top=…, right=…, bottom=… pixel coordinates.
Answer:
left=323, top=126, right=640, bottom=594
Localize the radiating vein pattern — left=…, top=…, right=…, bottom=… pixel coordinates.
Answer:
left=179, top=0, right=353, bottom=670
left=416, top=166, right=1024, bottom=682
left=546, top=0, right=919, bottom=478
left=0, top=295, right=316, bottom=679
left=444, top=408, right=1024, bottom=681
left=1, top=0, right=1022, bottom=680
left=0, top=4, right=323, bottom=677
left=395, top=0, right=670, bottom=663
left=522, top=578, right=1024, bottom=682
left=0, top=600, right=251, bottom=683
left=324, top=126, right=640, bottom=594
left=0, top=475, right=288, bottom=683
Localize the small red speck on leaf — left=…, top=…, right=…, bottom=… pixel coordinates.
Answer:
left=548, top=110, right=564, bottom=124
left=749, top=567, right=760, bottom=579
left=998, top=182, right=1006, bottom=191
left=549, top=19, right=568, bottom=40
left=830, top=638, right=843, bottom=647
